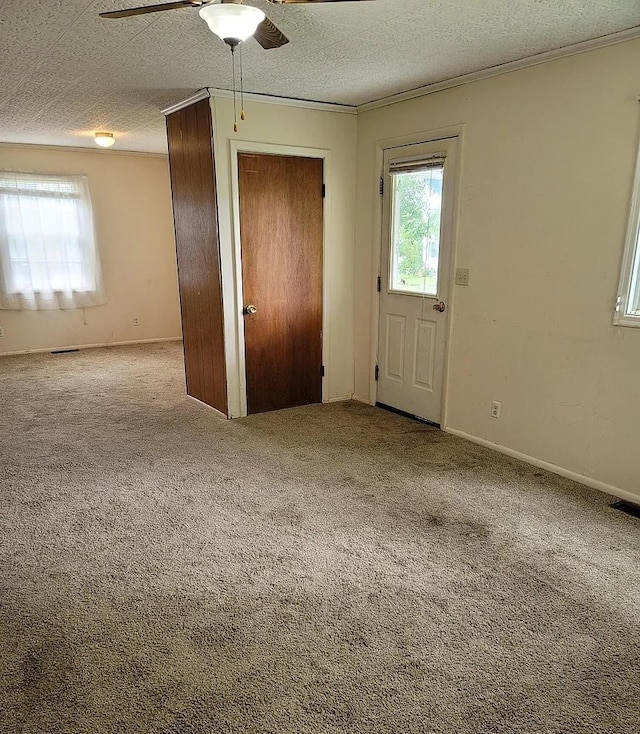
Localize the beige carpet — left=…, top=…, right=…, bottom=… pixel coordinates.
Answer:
left=0, top=342, right=638, bottom=733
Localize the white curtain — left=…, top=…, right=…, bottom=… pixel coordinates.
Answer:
left=0, top=172, right=106, bottom=310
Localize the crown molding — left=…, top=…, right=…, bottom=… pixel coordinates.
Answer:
left=206, top=87, right=357, bottom=114
left=161, top=28, right=639, bottom=119
left=161, top=89, right=211, bottom=116
left=0, top=141, right=167, bottom=158
left=357, top=26, right=640, bottom=113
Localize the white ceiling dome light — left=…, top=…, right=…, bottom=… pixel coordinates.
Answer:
left=94, top=132, right=115, bottom=148
left=199, top=3, right=265, bottom=46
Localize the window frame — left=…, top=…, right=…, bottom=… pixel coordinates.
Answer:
left=386, top=153, right=446, bottom=298
left=614, top=140, right=640, bottom=328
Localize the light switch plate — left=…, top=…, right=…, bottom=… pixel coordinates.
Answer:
left=455, top=267, right=470, bottom=286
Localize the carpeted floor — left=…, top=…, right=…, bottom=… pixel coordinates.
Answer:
left=0, top=342, right=638, bottom=734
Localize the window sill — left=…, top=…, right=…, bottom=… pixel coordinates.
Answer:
left=613, top=313, right=640, bottom=328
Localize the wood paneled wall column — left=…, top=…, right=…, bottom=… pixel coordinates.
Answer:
left=166, top=98, right=228, bottom=415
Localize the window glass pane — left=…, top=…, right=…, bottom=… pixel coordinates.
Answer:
left=8, top=261, right=30, bottom=292
left=390, top=165, right=443, bottom=295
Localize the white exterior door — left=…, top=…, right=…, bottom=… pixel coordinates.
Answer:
left=377, top=138, right=458, bottom=424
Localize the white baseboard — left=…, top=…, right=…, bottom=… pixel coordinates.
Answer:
left=324, top=394, right=354, bottom=404
left=0, top=336, right=182, bottom=357
left=351, top=395, right=374, bottom=405
left=445, top=427, right=640, bottom=505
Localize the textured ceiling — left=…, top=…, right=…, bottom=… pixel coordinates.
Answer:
left=0, top=0, right=639, bottom=153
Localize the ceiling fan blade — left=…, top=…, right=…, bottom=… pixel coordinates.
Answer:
left=254, top=17, right=289, bottom=49
left=99, top=1, right=202, bottom=19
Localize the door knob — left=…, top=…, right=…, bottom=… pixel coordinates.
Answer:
left=432, top=301, right=446, bottom=312
left=244, top=304, right=257, bottom=315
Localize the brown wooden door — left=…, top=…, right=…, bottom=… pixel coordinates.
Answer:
left=238, top=153, right=323, bottom=415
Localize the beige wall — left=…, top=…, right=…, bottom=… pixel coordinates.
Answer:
left=355, top=40, right=640, bottom=501
left=0, top=145, right=181, bottom=354
left=211, top=96, right=357, bottom=417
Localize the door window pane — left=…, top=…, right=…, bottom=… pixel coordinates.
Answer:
left=390, top=164, right=443, bottom=295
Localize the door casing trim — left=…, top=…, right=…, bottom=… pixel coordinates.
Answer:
left=224, top=141, right=331, bottom=417
left=369, top=124, right=466, bottom=432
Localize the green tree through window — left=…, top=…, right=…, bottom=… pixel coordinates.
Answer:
left=392, top=166, right=442, bottom=294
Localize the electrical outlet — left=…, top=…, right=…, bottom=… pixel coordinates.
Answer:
left=490, top=401, right=501, bottom=419
left=455, top=267, right=470, bottom=286
left=133, top=316, right=140, bottom=326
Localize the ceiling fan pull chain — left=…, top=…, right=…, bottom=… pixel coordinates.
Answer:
left=231, top=44, right=238, bottom=133
left=240, top=43, right=246, bottom=122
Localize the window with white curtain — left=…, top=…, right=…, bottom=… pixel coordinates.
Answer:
left=0, top=172, right=105, bottom=310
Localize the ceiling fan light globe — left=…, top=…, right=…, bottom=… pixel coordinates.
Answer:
left=199, top=4, right=265, bottom=43
left=94, top=132, right=115, bottom=147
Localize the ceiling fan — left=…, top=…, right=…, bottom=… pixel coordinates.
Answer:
left=100, top=0, right=372, bottom=50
